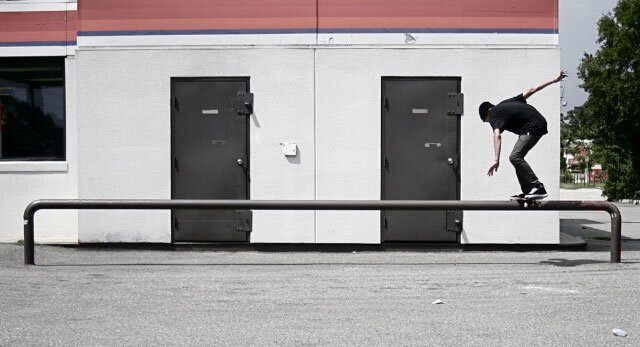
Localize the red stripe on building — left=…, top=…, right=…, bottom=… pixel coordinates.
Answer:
left=67, top=10, right=78, bottom=42
left=79, top=18, right=315, bottom=32
left=320, top=17, right=556, bottom=30
left=319, top=0, right=557, bottom=30
left=319, top=0, right=556, bottom=19
left=77, top=0, right=557, bottom=32
left=0, top=10, right=77, bottom=44
left=0, top=0, right=556, bottom=43
left=78, top=0, right=317, bottom=31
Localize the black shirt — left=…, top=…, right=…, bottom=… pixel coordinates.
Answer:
left=488, top=94, right=548, bottom=136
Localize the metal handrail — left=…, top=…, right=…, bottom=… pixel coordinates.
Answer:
left=23, top=199, right=622, bottom=265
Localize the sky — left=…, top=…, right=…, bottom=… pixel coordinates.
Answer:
left=559, top=0, right=619, bottom=112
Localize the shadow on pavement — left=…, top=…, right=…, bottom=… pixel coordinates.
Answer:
left=539, top=258, right=609, bottom=267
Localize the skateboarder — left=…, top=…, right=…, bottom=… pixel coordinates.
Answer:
left=479, top=69, right=568, bottom=199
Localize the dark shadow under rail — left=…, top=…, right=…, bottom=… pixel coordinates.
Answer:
left=23, top=199, right=622, bottom=265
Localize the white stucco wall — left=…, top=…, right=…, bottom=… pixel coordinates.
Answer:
left=461, top=49, right=561, bottom=244
left=0, top=57, right=78, bottom=243
left=75, top=49, right=316, bottom=243
left=315, top=48, right=560, bottom=244
left=0, top=0, right=562, bottom=245
left=74, top=46, right=559, bottom=244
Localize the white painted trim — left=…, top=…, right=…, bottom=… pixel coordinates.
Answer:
left=318, top=33, right=558, bottom=46
left=0, top=46, right=73, bottom=56
left=78, top=34, right=318, bottom=47
left=77, top=33, right=558, bottom=48
left=0, top=1, right=77, bottom=12
left=76, top=44, right=558, bottom=53
left=34, top=237, right=77, bottom=244
left=0, top=0, right=76, bottom=2
left=0, top=161, right=68, bottom=172
left=0, top=236, right=77, bottom=244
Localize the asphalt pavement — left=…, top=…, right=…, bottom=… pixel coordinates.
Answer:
left=1, top=190, right=639, bottom=346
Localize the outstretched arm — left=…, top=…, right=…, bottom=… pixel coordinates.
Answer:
left=522, top=69, right=568, bottom=100
left=487, top=128, right=501, bottom=176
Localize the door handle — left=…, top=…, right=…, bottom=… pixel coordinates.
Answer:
left=447, top=157, right=461, bottom=180
left=237, top=158, right=244, bottom=166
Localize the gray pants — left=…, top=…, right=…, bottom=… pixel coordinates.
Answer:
left=509, top=134, right=543, bottom=194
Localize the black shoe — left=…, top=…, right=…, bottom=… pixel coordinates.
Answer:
left=525, top=187, right=548, bottom=199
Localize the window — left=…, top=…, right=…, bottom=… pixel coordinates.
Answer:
left=0, top=57, right=65, bottom=160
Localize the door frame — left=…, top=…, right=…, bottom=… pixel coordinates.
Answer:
left=380, top=76, right=462, bottom=242
left=170, top=76, right=251, bottom=243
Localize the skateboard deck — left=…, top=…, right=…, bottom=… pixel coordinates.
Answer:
left=510, top=195, right=545, bottom=207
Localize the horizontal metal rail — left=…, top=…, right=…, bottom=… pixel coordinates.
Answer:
left=23, top=199, right=622, bottom=265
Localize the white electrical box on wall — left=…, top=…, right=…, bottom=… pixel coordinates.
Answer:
left=281, top=142, right=297, bottom=157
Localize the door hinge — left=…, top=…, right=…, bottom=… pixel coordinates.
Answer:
left=174, top=217, right=179, bottom=231
left=232, top=92, right=254, bottom=116
left=446, top=92, right=464, bottom=116
left=174, top=97, right=180, bottom=113
left=384, top=157, right=389, bottom=171
left=235, top=210, right=252, bottom=233
left=384, top=97, right=390, bottom=111
left=174, top=157, right=179, bottom=172
left=384, top=216, right=388, bottom=230
left=446, top=210, right=463, bottom=233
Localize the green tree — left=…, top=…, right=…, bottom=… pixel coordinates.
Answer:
left=576, top=0, right=640, bottom=199
left=560, top=109, right=582, bottom=160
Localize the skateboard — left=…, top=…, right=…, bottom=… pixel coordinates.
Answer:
left=510, top=195, right=545, bottom=207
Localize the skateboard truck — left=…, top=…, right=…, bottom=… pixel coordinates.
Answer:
left=511, top=197, right=543, bottom=208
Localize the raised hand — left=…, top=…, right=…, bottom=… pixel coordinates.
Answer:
left=555, top=69, right=568, bottom=83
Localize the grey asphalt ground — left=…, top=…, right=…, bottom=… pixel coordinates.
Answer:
left=1, top=192, right=639, bottom=346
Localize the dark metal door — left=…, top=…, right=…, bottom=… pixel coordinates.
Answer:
left=171, top=78, right=250, bottom=242
left=382, top=78, right=461, bottom=242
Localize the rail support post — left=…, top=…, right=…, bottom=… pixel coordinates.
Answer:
left=23, top=205, right=36, bottom=266
left=609, top=204, right=622, bottom=263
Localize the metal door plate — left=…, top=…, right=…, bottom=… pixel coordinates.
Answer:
left=232, top=92, right=254, bottom=115
left=446, top=92, right=464, bottom=116
left=446, top=210, right=463, bottom=232
left=235, top=210, right=252, bottom=233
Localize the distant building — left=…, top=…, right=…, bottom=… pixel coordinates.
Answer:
left=563, top=140, right=607, bottom=184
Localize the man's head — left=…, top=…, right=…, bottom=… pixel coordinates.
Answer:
left=478, top=102, right=493, bottom=122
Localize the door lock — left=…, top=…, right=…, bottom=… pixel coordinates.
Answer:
left=237, top=158, right=244, bottom=165
left=448, top=158, right=454, bottom=165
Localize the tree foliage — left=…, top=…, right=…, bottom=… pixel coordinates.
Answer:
left=575, top=0, right=640, bottom=199
left=560, top=109, right=582, bottom=173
